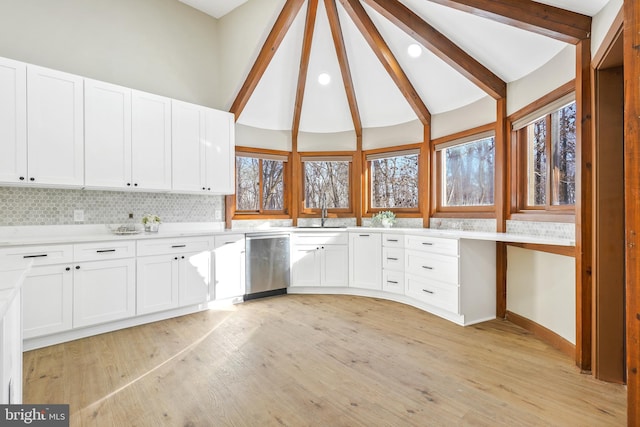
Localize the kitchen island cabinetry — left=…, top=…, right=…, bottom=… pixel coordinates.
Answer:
left=291, top=232, right=348, bottom=288
left=349, top=232, right=381, bottom=290
left=382, top=234, right=405, bottom=295
left=0, top=57, right=26, bottom=185
left=26, top=65, right=84, bottom=187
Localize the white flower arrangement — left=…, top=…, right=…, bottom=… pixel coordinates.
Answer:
left=142, top=214, right=161, bottom=225
left=372, top=211, right=396, bottom=228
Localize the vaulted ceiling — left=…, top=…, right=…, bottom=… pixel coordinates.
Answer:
left=185, top=0, right=608, bottom=134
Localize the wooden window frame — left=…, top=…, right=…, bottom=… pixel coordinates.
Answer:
left=298, top=152, right=356, bottom=218
left=431, top=123, right=497, bottom=219
left=508, top=81, right=576, bottom=223
left=232, top=146, right=292, bottom=220
left=362, top=143, right=423, bottom=218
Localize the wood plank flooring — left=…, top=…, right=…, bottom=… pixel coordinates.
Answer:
left=23, top=294, right=626, bottom=426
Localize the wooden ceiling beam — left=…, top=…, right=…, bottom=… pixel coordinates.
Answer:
left=230, top=0, right=306, bottom=120
left=292, top=0, right=319, bottom=138
left=338, top=0, right=431, bottom=125
left=363, top=0, right=505, bottom=99
left=427, top=0, right=591, bottom=44
left=325, top=0, right=363, bottom=136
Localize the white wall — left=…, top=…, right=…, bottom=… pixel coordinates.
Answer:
left=592, top=0, right=623, bottom=55
left=298, top=131, right=357, bottom=152
left=506, top=246, right=576, bottom=344
left=0, top=0, right=221, bottom=108
left=217, top=0, right=287, bottom=110
left=235, top=125, right=292, bottom=152
left=431, top=96, right=496, bottom=139
left=507, top=45, right=576, bottom=115
left=362, top=120, right=424, bottom=150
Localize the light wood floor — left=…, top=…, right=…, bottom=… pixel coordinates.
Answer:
left=24, top=294, right=626, bottom=426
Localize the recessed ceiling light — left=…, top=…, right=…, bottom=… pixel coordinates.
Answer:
left=408, top=44, right=422, bottom=58
left=318, top=73, right=331, bottom=85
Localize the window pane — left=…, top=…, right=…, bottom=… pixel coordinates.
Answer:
left=262, top=159, right=284, bottom=210
left=551, top=102, right=576, bottom=205
left=371, top=154, right=418, bottom=208
left=442, top=137, right=495, bottom=207
left=527, top=118, right=547, bottom=206
left=236, top=156, right=259, bottom=211
left=304, top=161, right=350, bottom=209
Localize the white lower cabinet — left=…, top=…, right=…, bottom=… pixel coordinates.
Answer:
left=0, top=285, right=22, bottom=404
left=213, top=234, right=245, bottom=300
left=291, top=233, right=348, bottom=287
left=73, top=258, right=136, bottom=328
left=23, top=264, right=73, bottom=339
left=349, top=232, right=382, bottom=290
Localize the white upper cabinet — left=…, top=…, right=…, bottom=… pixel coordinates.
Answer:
left=172, top=99, right=235, bottom=194
left=205, top=108, right=235, bottom=194
left=171, top=99, right=206, bottom=192
left=84, top=79, right=132, bottom=189
left=0, top=57, right=26, bottom=184
left=27, top=65, right=84, bottom=187
left=131, top=89, right=172, bottom=191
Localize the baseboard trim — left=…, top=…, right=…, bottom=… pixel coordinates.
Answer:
left=506, top=310, right=575, bottom=359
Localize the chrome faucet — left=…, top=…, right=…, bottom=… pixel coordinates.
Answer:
left=320, top=195, right=327, bottom=227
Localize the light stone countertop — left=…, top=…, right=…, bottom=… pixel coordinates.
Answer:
left=0, top=222, right=575, bottom=248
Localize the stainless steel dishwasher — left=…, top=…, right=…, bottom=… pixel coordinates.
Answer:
left=245, top=232, right=290, bottom=300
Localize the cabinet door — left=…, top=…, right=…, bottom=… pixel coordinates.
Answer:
left=172, top=100, right=205, bottom=192
left=23, top=264, right=73, bottom=339
left=0, top=57, right=27, bottom=184
left=27, top=65, right=84, bottom=186
left=0, top=290, right=22, bottom=404
left=131, top=90, right=172, bottom=190
left=349, top=233, right=382, bottom=290
left=73, top=258, right=136, bottom=328
left=179, top=251, right=211, bottom=306
left=291, top=245, right=321, bottom=287
left=214, top=238, right=245, bottom=299
left=84, top=79, right=132, bottom=189
left=136, top=255, right=179, bottom=315
left=321, top=245, right=349, bottom=287
left=205, top=108, right=235, bottom=194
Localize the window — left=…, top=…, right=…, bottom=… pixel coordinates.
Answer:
left=235, top=151, right=288, bottom=214
left=434, top=129, right=495, bottom=213
left=302, top=157, right=351, bottom=211
left=513, top=93, right=576, bottom=213
left=366, top=148, right=420, bottom=211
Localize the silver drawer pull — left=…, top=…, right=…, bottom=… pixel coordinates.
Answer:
left=23, top=254, right=48, bottom=258
left=171, top=245, right=186, bottom=248
left=422, top=265, right=433, bottom=270
left=387, top=239, right=398, bottom=242
left=422, top=242, right=433, bottom=246
left=96, top=249, right=116, bottom=253
left=359, top=234, right=370, bottom=237
left=387, top=280, right=398, bottom=284
left=224, top=242, right=235, bottom=245
left=387, top=257, right=398, bottom=261
left=422, top=289, right=435, bottom=294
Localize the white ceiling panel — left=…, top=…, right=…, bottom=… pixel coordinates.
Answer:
left=533, top=0, right=610, bottom=16
left=178, top=0, right=248, bottom=19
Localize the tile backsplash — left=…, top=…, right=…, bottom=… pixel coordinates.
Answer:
left=0, top=187, right=224, bottom=226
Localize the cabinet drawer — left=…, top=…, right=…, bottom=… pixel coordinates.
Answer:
left=137, top=236, right=214, bottom=256
left=382, top=233, right=403, bottom=248
left=382, top=270, right=404, bottom=295
left=406, top=250, right=459, bottom=285
left=405, top=235, right=458, bottom=256
left=74, top=241, right=135, bottom=262
left=382, top=247, right=404, bottom=271
left=293, top=232, right=347, bottom=246
left=0, top=245, right=73, bottom=266
left=405, top=274, right=459, bottom=313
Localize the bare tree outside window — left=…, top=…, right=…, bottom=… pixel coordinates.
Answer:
left=551, top=103, right=576, bottom=205
left=236, top=155, right=285, bottom=213
left=442, top=137, right=495, bottom=206
left=371, top=154, right=418, bottom=208
left=304, top=160, right=350, bottom=209
left=527, top=118, right=547, bottom=206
